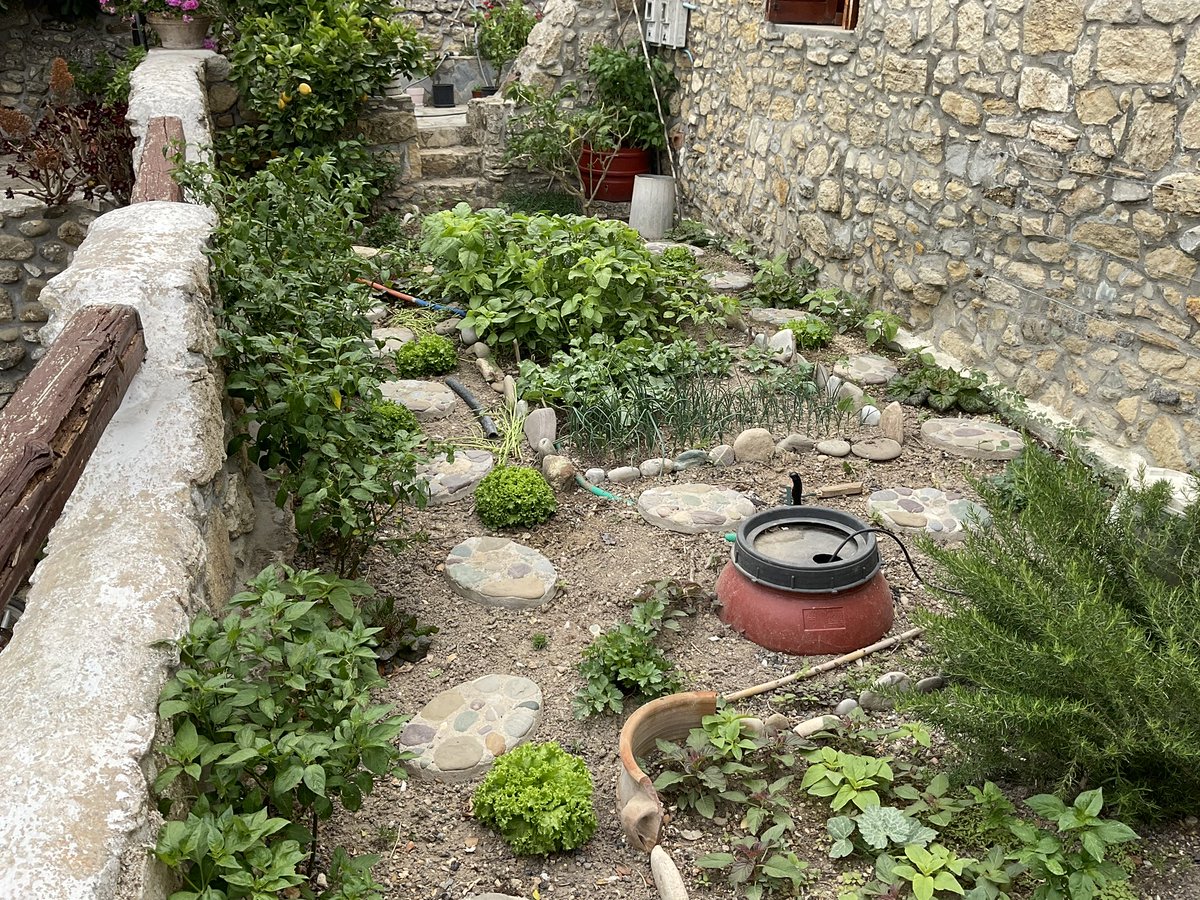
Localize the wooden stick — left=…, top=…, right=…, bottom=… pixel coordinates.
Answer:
left=721, top=627, right=925, bottom=703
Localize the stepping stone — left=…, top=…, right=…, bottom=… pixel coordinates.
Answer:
left=867, top=487, right=991, bottom=542
left=371, top=326, right=415, bottom=356
left=402, top=674, right=543, bottom=783
left=637, top=483, right=756, bottom=534
left=704, top=271, right=753, bottom=292
left=418, top=449, right=494, bottom=506
left=921, top=418, right=1024, bottom=460
left=746, top=308, right=812, bottom=329
left=381, top=379, right=456, bottom=421
left=644, top=241, right=705, bottom=257
left=834, top=354, right=900, bottom=386
left=815, top=439, right=851, bottom=457
left=851, top=437, right=902, bottom=461
left=445, top=537, right=558, bottom=609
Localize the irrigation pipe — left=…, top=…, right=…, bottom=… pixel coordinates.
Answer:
left=356, top=278, right=467, bottom=317
left=574, top=473, right=635, bottom=505
left=722, top=627, right=926, bottom=703
left=446, top=377, right=500, bottom=439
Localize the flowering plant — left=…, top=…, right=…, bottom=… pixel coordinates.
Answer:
left=472, top=0, right=538, bottom=70
left=99, top=0, right=211, bottom=19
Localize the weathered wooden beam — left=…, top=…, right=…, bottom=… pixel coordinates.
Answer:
left=0, top=305, right=146, bottom=617
left=131, top=115, right=186, bottom=204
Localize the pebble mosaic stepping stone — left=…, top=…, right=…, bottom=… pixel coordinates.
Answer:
left=445, top=537, right=558, bottom=609
left=380, top=379, right=456, bottom=421
left=851, top=437, right=902, bottom=461
left=834, top=354, right=900, bottom=386
left=746, top=308, right=812, bottom=329
left=867, top=487, right=990, bottom=542
left=637, top=483, right=756, bottom=534
left=704, top=271, right=753, bottom=292
left=418, top=449, right=494, bottom=505
left=402, top=674, right=542, bottom=783
left=644, top=241, right=705, bottom=257
left=921, top=418, right=1024, bottom=460
left=370, top=326, right=415, bottom=356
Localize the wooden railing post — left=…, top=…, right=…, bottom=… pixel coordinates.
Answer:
left=0, top=305, right=146, bottom=618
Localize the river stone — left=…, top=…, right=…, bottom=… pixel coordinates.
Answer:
left=434, top=316, right=461, bottom=335
left=777, top=433, right=816, bottom=453
left=704, top=270, right=753, bottom=292
left=523, top=407, right=557, bottom=450
left=851, top=437, right=902, bottom=461
left=768, top=328, right=796, bottom=363
left=445, top=537, right=558, bottom=609
left=916, top=675, right=949, bottom=693
left=502, top=374, right=516, bottom=408
left=370, top=326, right=415, bottom=356
left=859, top=405, right=881, bottom=427
left=607, top=466, right=641, bottom=483
left=879, top=401, right=905, bottom=444
left=868, top=486, right=991, bottom=541
left=815, top=439, right=851, bottom=457
left=651, top=846, right=690, bottom=900
left=733, top=427, right=775, bottom=462
left=471, top=341, right=491, bottom=359
left=747, top=307, right=812, bottom=328
left=644, top=240, right=705, bottom=257
left=584, top=467, right=607, bottom=485
left=380, top=379, right=456, bottom=420
left=365, top=304, right=388, bottom=323
left=403, top=674, right=542, bottom=782
left=542, top=454, right=576, bottom=491
left=835, top=698, right=859, bottom=715
left=709, top=444, right=736, bottom=466
left=640, top=457, right=675, bottom=477
left=834, top=353, right=900, bottom=385
left=921, top=418, right=1025, bottom=459
left=637, top=483, right=757, bottom=534
left=793, top=715, right=840, bottom=738
left=418, top=449, right=495, bottom=505
left=673, top=449, right=710, bottom=470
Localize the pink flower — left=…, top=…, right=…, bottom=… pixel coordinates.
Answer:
left=182, top=0, right=199, bottom=10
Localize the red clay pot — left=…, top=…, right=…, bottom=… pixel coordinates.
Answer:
left=578, top=145, right=651, bottom=203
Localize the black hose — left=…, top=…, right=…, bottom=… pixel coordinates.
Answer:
left=445, top=376, right=499, bottom=439
left=827, top=527, right=966, bottom=597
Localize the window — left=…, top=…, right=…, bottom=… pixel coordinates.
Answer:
left=766, top=0, right=859, bottom=27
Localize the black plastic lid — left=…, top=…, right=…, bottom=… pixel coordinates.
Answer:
left=731, top=506, right=881, bottom=594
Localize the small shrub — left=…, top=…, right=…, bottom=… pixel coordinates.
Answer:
left=886, top=351, right=993, bottom=414
left=666, top=218, right=723, bottom=248
left=472, top=0, right=538, bottom=69
left=372, top=399, right=422, bottom=437
left=531, top=632, right=548, bottom=650
left=783, top=317, right=833, bottom=350
left=474, top=465, right=557, bottom=529
left=472, top=741, right=597, bottom=855
left=360, top=594, right=438, bottom=662
left=392, top=333, right=458, bottom=378
left=747, top=253, right=817, bottom=308
left=498, top=188, right=582, bottom=217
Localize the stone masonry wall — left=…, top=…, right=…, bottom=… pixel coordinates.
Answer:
left=675, top=0, right=1200, bottom=470
left=0, top=198, right=95, bottom=410
left=0, top=9, right=132, bottom=113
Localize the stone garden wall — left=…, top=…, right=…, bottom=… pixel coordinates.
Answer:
left=672, top=0, right=1200, bottom=471
left=0, top=8, right=131, bottom=113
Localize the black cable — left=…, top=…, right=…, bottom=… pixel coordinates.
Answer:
left=827, top=527, right=967, bottom=597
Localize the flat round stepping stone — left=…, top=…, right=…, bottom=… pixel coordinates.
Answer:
left=637, top=483, right=756, bottom=534
left=868, top=487, right=990, bottom=542
left=815, top=439, right=851, bottom=457
left=401, top=674, right=542, bottom=782
left=921, top=418, right=1024, bottom=459
left=445, top=537, right=557, bottom=609
left=644, top=241, right=705, bottom=257
left=419, top=449, right=494, bottom=505
left=380, top=379, right=455, bottom=421
left=371, top=326, right=415, bottom=356
left=704, top=271, right=753, bottom=292
left=851, top=437, right=902, bottom=461
left=834, top=354, right=900, bottom=386
left=747, top=308, right=812, bottom=328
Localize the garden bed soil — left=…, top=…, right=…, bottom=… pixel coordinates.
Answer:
left=322, top=322, right=1200, bottom=900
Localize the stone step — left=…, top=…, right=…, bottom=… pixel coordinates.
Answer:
left=397, top=176, right=486, bottom=209
left=420, top=146, right=481, bottom=178
left=418, top=124, right=474, bottom=149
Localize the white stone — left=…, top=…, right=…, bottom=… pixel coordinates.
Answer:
left=128, top=50, right=216, bottom=167
left=733, top=428, right=775, bottom=462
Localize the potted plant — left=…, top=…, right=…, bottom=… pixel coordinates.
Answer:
left=472, top=0, right=538, bottom=91
left=101, top=0, right=215, bottom=48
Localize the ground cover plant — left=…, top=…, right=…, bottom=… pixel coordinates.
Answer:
left=899, top=444, right=1200, bottom=820
left=887, top=351, right=993, bottom=414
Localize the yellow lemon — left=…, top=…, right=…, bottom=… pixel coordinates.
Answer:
left=298, top=82, right=312, bottom=95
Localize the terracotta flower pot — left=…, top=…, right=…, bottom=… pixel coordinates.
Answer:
left=578, top=144, right=651, bottom=203
left=146, top=13, right=212, bottom=49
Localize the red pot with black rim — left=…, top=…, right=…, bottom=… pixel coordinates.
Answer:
left=578, top=144, right=651, bottom=203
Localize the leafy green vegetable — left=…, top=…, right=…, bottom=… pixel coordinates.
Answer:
left=391, top=333, right=458, bottom=379
left=474, top=465, right=557, bottom=530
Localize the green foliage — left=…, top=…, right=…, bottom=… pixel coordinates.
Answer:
left=472, top=741, right=597, bottom=855
left=359, top=594, right=437, bottom=662
left=361, top=211, right=416, bottom=249
left=498, top=187, right=582, bottom=216
left=666, top=218, right=724, bottom=248
left=418, top=205, right=719, bottom=359
left=175, top=152, right=427, bottom=575
left=800, top=747, right=895, bottom=812
left=861, top=309, right=903, bottom=348
left=531, top=632, right=548, bottom=650
left=747, top=253, right=816, bottom=308
left=474, top=465, right=557, bottom=529
left=574, top=580, right=696, bottom=717
left=985, top=452, right=1033, bottom=513
left=885, top=843, right=975, bottom=900
left=69, top=47, right=147, bottom=106
left=898, top=444, right=1200, bottom=819
left=472, top=0, right=537, bottom=68
left=697, top=824, right=810, bottom=900
left=371, top=399, right=422, bottom=438
left=585, top=43, right=677, bottom=151
left=828, top=806, right=937, bottom=858
left=154, top=565, right=401, bottom=899
left=783, top=317, right=833, bottom=350
left=887, top=351, right=993, bottom=413
left=391, top=333, right=458, bottom=378
left=228, top=0, right=428, bottom=151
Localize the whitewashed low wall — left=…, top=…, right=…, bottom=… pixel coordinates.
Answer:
left=0, top=51, right=244, bottom=900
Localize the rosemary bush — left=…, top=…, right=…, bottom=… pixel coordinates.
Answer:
left=899, top=445, right=1200, bottom=819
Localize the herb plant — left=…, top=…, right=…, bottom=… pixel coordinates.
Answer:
left=472, top=741, right=597, bottom=855
left=886, top=351, right=993, bottom=413
left=784, top=317, right=834, bottom=350
left=474, top=465, right=557, bottom=529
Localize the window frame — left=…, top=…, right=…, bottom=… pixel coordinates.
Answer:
left=765, top=0, right=859, bottom=29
